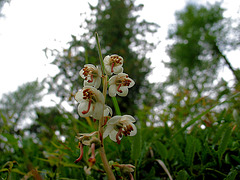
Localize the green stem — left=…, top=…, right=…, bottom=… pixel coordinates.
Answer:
left=95, top=32, right=105, bottom=74
left=111, top=96, right=121, bottom=115
left=98, top=75, right=116, bottom=180
left=95, top=32, right=116, bottom=180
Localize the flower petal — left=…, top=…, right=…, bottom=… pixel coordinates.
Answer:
left=96, top=89, right=105, bottom=103
left=107, top=116, right=121, bottom=125
left=108, top=75, right=117, bottom=85
left=104, top=66, right=112, bottom=75
left=103, top=55, right=110, bottom=64
left=109, top=129, right=118, bottom=142
left=117, top=86, right=128, bottom=97
left=109, top=84, right=117, bottom=97
left=122, top=115, right=136, bottom=123
left=75, top=90, right=83, bottom=102
left=92, top=102, right=104, bottom=120
left=104, top=105, right=113, bottom=116
left=103, top=124, right=114, bottom=139
left=129, top=122, right=137, bottom=136
left=113, top=66, right=123, bottom=74
left=94, top=77, right=101, bottom=89
left=128, top=78, right=135, bottom=88
left=78, top=100, right=93, bottom=117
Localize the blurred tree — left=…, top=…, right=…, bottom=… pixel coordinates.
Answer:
left=154, top=2, right=240, bottom=127
left=46, top=0, right=159, bottom=116
left=165, top=2, right=240, bottom=98
left=0, top=80, right=44, bottom=132
left=0, top=0, right=10, bottom=17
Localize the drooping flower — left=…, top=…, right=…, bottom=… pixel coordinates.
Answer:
left=75, top=86, right=104, bottom=120
left=103, top=115, right=137, bottom=144
left=108, top=73, right=135, bottom=97
left=113, top=163, right=135, bottom=180
left=103, top=54, right=123, bottom=75
left=79, top=64, right=102, bottom=88
left=75, top=131, right=100, bottom=165
left=76, top=131, right=98, bottom=146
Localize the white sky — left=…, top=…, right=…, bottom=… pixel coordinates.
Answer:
left=0, top=0, right=239, bottom=101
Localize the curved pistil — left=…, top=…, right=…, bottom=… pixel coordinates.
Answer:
left=74, top=142, right=84, bottom=164
left=82, top=100, right=92, bottom=114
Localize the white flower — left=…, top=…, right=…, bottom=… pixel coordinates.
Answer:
left=103, top=115, right=137, bottom=144
left=75, top=86, right=104, bottom=120
left=79, top=64, right=102, bottom=88
left=108, top=73, right=135, bottom=97
left=104, top=105, right=113, bottom=117
left=103, top=54, right=123, bottom=75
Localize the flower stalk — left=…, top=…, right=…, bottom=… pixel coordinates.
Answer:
left=98, top=77, right=116, bottom=179
left=74, top=33, right=136, bottom=179
left=96, top=35, right=116, bottom=179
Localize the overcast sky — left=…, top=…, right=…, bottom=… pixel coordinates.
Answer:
left=0, top=0, right=239, bottom=100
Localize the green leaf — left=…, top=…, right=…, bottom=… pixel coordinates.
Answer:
left=195, top=138, right=202, bottom=153
left=224, top=165, right=240, bottom=180
left=212, top=123, right=229, bottom=144
left=224, top=169, right=238, bottom=180
left=164, top=122, right=171, bottom=138
left=231, top=155, right=240, bottom=164
left=233, top=109, right=240, bottom=128
left=176, top=169, right=189, bottom=180
left=154, top=141, right=167, bottom=160
left=217, top=126, right=232, bottom=161
left=185, top=135, right=196, bottom=167
left=172, top=142, right=185, bottom=164
left=131, top=126, right=141, bottom=161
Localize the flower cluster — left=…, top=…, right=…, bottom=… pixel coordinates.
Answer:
left=74, top=54, right=136, bottom=178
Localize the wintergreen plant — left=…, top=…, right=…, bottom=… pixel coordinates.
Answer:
left=73, top=33, right=136, bottom=180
